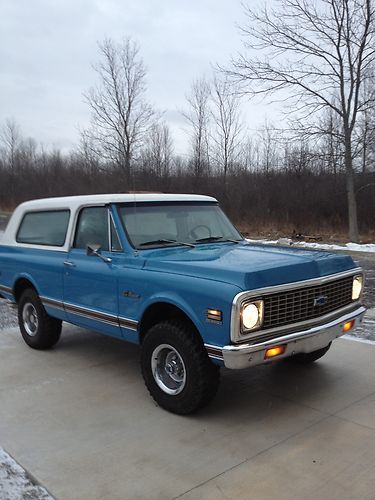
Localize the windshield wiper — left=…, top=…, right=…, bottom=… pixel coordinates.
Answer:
left=139, top=239, right=195, bottom=248
left=195, top=236, right=240, bottom=244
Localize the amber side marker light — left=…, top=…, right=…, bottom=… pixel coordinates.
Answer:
left=343, top=320, right=355, bottom=333
left=207, top=309, right=223, bottom=322
left=265, top=345, right=286, bottom=359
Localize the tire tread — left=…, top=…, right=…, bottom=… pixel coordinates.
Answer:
left=141, top=319, right=220, bottom=414
left=18, top=288, right=62, bottom=350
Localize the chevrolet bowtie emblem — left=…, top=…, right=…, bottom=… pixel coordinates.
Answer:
left=314, top=295, right=328, bottom=307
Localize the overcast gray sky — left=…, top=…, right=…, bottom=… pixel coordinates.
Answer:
left=0, top=0, right=279, bottom=155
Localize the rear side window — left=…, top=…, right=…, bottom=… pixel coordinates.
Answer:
left=17, top=210, right=70, bottom=246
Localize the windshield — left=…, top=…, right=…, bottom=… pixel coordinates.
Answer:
left=118, top=203, right=243, bottom=249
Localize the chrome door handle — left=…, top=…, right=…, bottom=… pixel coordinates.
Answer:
left=64, top=261, right=76, bottom=268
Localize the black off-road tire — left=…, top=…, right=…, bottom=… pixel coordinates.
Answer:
left=141, top=320, right=220, bottom=414
left=286, top=342, right=331, bottom=364
left=18, top=288, right=62, bottom=350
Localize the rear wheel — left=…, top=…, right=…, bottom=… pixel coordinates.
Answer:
left=286, top=343, right=331, bottom=364
left=18, top=288, right=62, bottom=350
left=141, top=320, right=220, bottom=414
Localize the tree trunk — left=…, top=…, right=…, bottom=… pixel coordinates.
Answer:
left=123, top=150, right=131, bottom=188
left=362, top=128, right=367, bottom=178
left=344, top=133, right=359, bottom=243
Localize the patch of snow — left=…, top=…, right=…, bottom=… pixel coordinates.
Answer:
left=0, top=448, right=53, bottom=500
left=345, top=242, right=375, bottom=253
left=246, top=238, right=375, bottom=253
left=246, top=238, right=280, bottom=246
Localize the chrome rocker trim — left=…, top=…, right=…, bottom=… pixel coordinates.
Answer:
left=2, top=287, right=139, bottom=333
left=0, top=284, right=13, bottom=294
left=41, top=296, right=138, bottom=331
left=207, top=305, right=366, bottom=369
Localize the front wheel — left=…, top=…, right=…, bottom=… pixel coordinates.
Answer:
left=141, top=320, right=220, bottom=414
left=286, top=343, right=331, bottom=364
left=18, top=288, right=62, bottom=350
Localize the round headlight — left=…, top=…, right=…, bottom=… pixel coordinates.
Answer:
left=242, top=303, right=261, bottom=330
left=352, top=275, right=363, bottom=301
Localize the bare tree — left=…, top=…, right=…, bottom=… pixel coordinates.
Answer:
left=226, top=0, right=375, bottom=242
left=258, top=120, right=280, bottom=174
left=79, top=129, right=101, bottom=174
left=355, top=70, right=375, bottom=175
left=144, top=122, right=174, bottom=179
left=0, top=118, right=22, bottom=203
left=285, top=140, right=313, bottom=176
left=83, top=37, right=155, bottom=186
left=240, top=136, right=257, bottom=172
left=182, top=78, right=211, bottom=182
left=210, top=77, right=244, bottom=187
left=317, top=108, right=345, bottom=176
left=1, top=118, right=21, bottom=168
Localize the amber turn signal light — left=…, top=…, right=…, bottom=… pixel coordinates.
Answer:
left=265, top=345, right=286, bottom=359
left=343, top=320, right=355, bottom=332
left=207, top=309, right=222, bottom=322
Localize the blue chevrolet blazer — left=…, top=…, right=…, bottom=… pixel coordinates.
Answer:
left=0, top=194, right=366, bottom=413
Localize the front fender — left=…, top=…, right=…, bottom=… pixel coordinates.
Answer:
left=139, top=291, right=205, bottom=335
left=118, top=269, right=242, bottom=347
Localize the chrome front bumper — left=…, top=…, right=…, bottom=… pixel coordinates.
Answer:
left=209, top=306, right=366, bottom=369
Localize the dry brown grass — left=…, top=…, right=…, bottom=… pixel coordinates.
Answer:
left=0, top=206, right=14, bottom=215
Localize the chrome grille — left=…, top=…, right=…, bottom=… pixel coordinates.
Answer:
left=261, top=276, right=354, bottom=330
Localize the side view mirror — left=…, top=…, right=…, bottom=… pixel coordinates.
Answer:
left=86, top=244, right=112, bottom=263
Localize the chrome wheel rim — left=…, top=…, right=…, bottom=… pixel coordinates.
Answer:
left=151, top=344, right=186, bottom=395
left=22, top=303, right=39, bottom=336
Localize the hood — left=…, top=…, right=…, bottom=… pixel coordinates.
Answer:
left=143, top=242, right=356, bottom=290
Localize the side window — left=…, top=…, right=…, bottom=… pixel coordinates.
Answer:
left=17, top=210, right=70, bottom=246
left=74, top=207, right=109, bottom=251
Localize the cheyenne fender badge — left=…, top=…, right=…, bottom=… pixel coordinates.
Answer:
left=123, top=291, right=140, bottom=299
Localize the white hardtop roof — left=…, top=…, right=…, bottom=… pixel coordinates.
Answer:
left=17, top=193, right=217, bottom=211
left=1, top=193, right=217, bottom=249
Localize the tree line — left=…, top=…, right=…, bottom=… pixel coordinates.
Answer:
left=1, top=115, right=374, bottom=237
left=0, top=0, right=374, bottom=240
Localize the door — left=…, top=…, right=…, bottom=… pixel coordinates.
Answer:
left=63, top=205, right=122, bottom=338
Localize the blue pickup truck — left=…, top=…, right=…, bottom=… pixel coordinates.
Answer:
left=0, top=194, right=366, bottom=413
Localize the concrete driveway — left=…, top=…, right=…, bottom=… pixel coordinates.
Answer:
left=1, top=324, right=375, bottom=500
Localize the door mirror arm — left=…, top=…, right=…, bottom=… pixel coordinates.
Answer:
left=86, top=244, right=112, bottom=263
